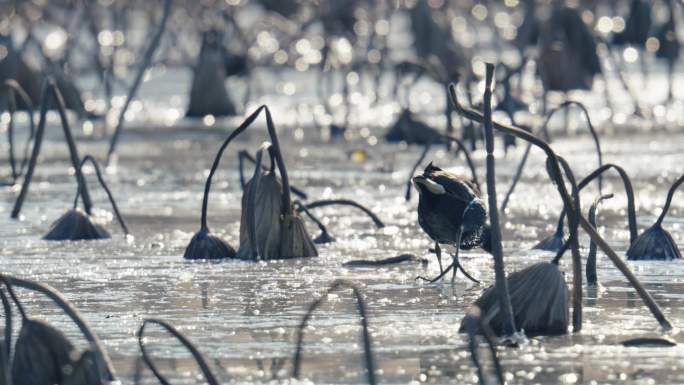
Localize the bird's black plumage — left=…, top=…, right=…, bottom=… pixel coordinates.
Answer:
left=413, top=163, right=490, bottom=251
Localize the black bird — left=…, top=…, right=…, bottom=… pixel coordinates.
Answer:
left=412, top=163, right=491, bottom=274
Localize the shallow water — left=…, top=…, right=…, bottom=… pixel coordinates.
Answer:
left=1, top=67, right=684, bottom=384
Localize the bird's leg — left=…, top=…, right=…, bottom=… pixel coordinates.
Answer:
left=435, top=243, right=443, bottom=273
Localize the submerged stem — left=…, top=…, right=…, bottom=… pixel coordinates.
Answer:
left=292, top=280, right=376, bottom=385
left=73, top=155, right=130, bottom=235
left=138, top=319, right=220, bottom=385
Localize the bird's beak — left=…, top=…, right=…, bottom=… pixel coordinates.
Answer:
left=412, top=176, right=446, bottom=195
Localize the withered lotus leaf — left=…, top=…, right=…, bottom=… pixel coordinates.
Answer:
left=279, top=214, right=318, bottom=259
left=43, top=210, right=110, bottom=241
left=183, top=228, right=236, bottom=260
left=461, top=262, right=569, bottom=337
left=237, top=171, right=284, bottom=259
left=12, top=319, right=77, bottom=385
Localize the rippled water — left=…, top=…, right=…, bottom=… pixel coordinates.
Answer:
left=1, top=69, right=684, bottom=384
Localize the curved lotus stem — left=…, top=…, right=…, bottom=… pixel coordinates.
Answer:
left=501, top=100, right=603, bottom=213
left=292, top=280, right=376, bottom=385
left=1, top=274, right=117, bottom=381
left=539, top=101, right=603, bottom=192
left=298, top=199, right=385, bottom=228
left=12, top=77, right=93, bottom=218
left=405, top=133, right=480, bottom=201
left=655, top=174, right=684, bottom=227
left=106, top=0, right=172, bottom=165
left=463, top=307, right=504, bottom=385
left=3, top=79, right=36, bottom=180
left=577, top=164, right=637, bottom=243
left=72, top=155, right=130, bottom=235
left=138, top=319, right=220, bottom=385
left=294, top=200, right=333, bottom=243
left=238, top=150, right=308, bottom=199
left=199, top=106, right=267, bottom=231
left=449, top=77, right=672, bottom=331
left=587, top=193, right=614, bottom=286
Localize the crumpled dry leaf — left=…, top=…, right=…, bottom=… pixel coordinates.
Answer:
left=43, top=210, right=109, bottom=241
left=237, top=171, right=283, bottom=260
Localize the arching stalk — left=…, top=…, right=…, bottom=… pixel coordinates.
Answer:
left=655, top=174, right=684, bottom=227
left=106, top=0, right=172, bottom=165
left=292, top=280, right=376, bottom=385
left=3, top=80, right=36, bottom=180
left=1, top=274, right=117, bottom=381
left=298, top=199, right=384, bottom=228
left=294, top=200, right=334, bottom=243
left=539, top=101, right=603, bottom=192
left=12, top=78, right=93, bottom=218
left=199, top=106, right=267, bottom=232
left=138, top=319, right=220, bottom=385
left=72, top=155, right=130, bottom=235
left=587, top=193, right=614, bottom=286
left=554, top=163, right=638, bottom=251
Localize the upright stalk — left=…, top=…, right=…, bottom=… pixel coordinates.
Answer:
left=482, top=63, right=517, bottom=337
left=106, top=0, right=172, bottom=165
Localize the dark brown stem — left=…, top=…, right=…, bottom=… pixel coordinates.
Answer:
left=539, top=101, right=603, bottom=192
left=463, top=307, right=504, bottom=385
left=587, top=193, right=614, bottom=286
left=73, top=155, right=130, bottom=235
left=12, top=78, right=93, bottom=218
left=292, top=280, right=376, bottom=385
left=0, top=288, right=10, bottom=385
left=199, top=106, right=267, bottom=231
left=482, top=63, right=517, bottom=337
left=3, top=79, right=36, bottom=180
left=138, top=319, right=220, bottom=385
left=106, top=0, right=172, bottom=165
left=299, top=199, right=384, bottom=228
left=655, top=174, right=684, bottom=227
left=264, top=107, right=292, bottom=215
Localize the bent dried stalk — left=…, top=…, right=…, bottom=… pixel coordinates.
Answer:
left=501, top=100, right=603, bottom=214
left=3, top=79, right=35, bottom=181
left=449, top=77, right=672, bottom=331
left=106, top=0, right=172, bottom=165
left=138, top=319, right=219, bottom=385
left=554, top=163, right=638, bottom=255
left=12, top=77, right=93, bottom=218
left=298, top=199, right=385, bottom=228
left=463, top=307, right=504, bottom=385
left=587, top=193, right=614, bottom=286
left=294, top=200, right=334, bottom=244
left=72, top=155, right=129, bottom=235
left=0, top=288, right=11, bottom=385
left=1, top=274, right=117, bottom=381
left=292, top=280, right=376, bottom=385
